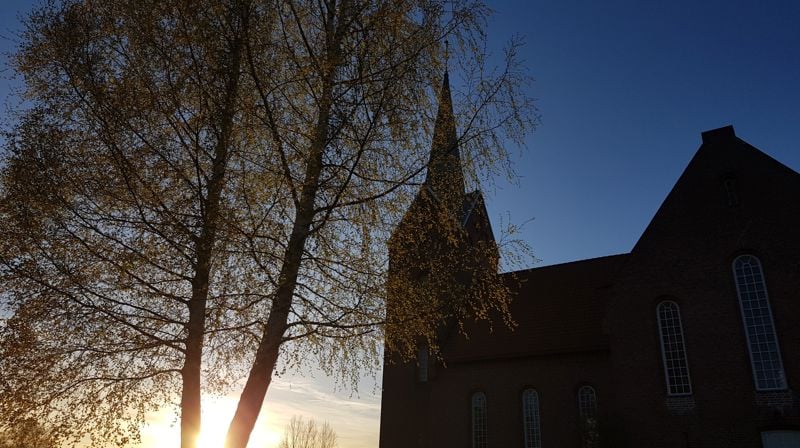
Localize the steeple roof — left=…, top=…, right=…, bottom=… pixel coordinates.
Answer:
left=425, top=71, right=466, bottom=219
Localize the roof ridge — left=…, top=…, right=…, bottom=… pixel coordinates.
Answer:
left=504, top=253, right=629, bottom=276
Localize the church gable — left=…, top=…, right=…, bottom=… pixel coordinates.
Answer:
left=630, top=125, right=800, bottom=260
left=603, top=127, right=800, bottom=446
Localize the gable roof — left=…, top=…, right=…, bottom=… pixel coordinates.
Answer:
left=441, top=254, right=628, bottom=363
left=630, top=125, right=800, bottom=256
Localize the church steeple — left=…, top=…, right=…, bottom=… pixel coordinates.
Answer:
left=425, top=70, right=466, bottom=219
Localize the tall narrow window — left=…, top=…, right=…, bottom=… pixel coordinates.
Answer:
left=471, top=392, right=488, bottom=448
left=578, top=386, right=599, bottom=448
left=723, top=177, right=739, bottom=206
left=522, top=389, right=541, bottom=448
left=656, top=301, right=692, bottom=395
left=733, top=255, right=787, bottom=390
left=577, top=386, right=597, bottom=419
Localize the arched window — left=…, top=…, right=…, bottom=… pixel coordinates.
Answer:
left=656, top=300, right=692, bottom=395
left=733, top=255, right=787, bottom=390
left=521, top=389, right=541, bottom=448
left=577, top=386, right=597, bottom=418
left=471, top=392, right=488, bottom=448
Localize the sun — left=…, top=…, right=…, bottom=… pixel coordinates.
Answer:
left=196, top=411, right=230, bottom=448
left=195, top=396, right=284, bottom=448
left=141, top=394, right=284, bottom=448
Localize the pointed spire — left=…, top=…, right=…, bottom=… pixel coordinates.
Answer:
left=425, top=70, right=466, bottom=219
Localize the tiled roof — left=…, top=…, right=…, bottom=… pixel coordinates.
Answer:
left=441, top=254, right=628, bottom=363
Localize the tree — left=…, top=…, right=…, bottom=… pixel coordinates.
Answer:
left=0, top=417, right=57, bottom=448
left=277, top=416, right=336, bottom=448
left=2, top=2, right=255, bottom=447
left=0, top=0, right=536, bottom=447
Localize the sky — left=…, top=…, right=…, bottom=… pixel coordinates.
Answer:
left=1, top=1, right=799, bottom=447
left=482, top=0, right=800, bottom=267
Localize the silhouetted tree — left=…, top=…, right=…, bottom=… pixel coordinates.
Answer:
left=0, top=1, right=535, bottom=447
left=277, top=416, right=337, bottom=448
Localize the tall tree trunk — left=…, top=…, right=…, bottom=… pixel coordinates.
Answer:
left=225, top=3, right=348, bottom=446
left=180, top=7, right=247, bottom=447
left=224, top=74, right=336, bottom=448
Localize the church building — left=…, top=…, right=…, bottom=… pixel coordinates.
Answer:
left=379, top=73, right=800, bottom=447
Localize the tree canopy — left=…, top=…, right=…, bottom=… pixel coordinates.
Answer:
left=0, top=0, right=535, bottom=447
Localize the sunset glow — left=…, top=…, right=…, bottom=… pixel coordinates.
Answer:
left=141, top=395, right=284, bottom=448
left=135, top=376, right=381, bottom=448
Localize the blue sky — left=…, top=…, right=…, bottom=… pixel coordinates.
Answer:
left=483, top=0, right=800, bottom=267
left=1, top=1, right=799, bottom=447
